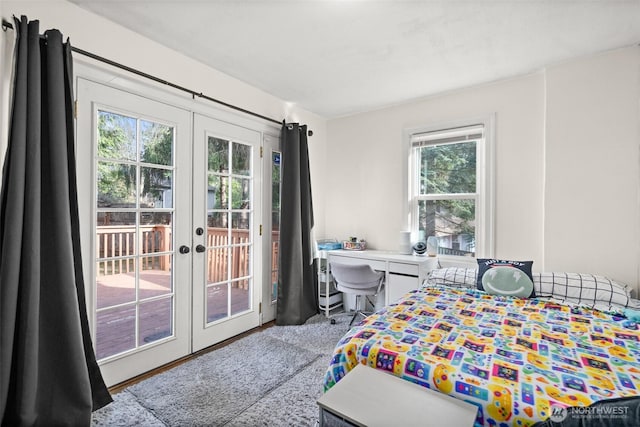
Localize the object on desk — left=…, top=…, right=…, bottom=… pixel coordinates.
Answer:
left=413, top=241, right=427, bottom=256
left=317, top=238, right=343, bottom=251
left=399, top=230, right=412, bottom=254
left=426, top=236, right=439, bottom=257
left=342, top=240, right=366, bottom=251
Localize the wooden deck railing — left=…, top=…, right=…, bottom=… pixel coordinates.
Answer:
left=97, top=225, right=172, bottom=275
left=438, top=247, right=474, bottom=257
left=97, top=225, right=279, bottom=284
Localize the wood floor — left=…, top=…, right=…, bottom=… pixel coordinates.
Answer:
left=95, top=271, right=251, bottom=360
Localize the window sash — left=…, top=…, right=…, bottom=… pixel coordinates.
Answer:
left=416, top=193, right=477, bottom=201
left=405, top=115, right=494, bottom=258
left=411, top=124, right=484, bottom=148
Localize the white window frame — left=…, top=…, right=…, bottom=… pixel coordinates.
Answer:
left=403, top=115, right=495, bottom=259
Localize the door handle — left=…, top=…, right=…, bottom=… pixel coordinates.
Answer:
left=195, top=244, right=206, bottom=253
left=179, top=245, right=190, bottom=254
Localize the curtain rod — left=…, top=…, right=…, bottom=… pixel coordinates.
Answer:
left=2, top=18, right=313, bottom=136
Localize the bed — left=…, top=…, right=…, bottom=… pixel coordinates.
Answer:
left=323, top=267, right=640, bottom=427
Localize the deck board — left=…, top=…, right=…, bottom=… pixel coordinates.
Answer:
left=95, top=271, right=250, bottom=360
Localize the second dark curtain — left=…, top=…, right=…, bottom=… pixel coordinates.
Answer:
left=276, top=123, right=318, bottom=325
left=0, top=16, right=112, bottom=426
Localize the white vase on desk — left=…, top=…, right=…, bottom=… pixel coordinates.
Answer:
left=399, top=231, right=412, bottom=254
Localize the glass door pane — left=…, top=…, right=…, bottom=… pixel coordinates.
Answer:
left=95, top=110, right=176, bottom=360
left=205, top=137, right=253, bottom=323
left=271, top=150, right=282, bottom=303
left=260, top=133, right=281, bottom=324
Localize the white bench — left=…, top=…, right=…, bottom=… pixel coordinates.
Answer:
left=317, top=364, right=478, bottom=427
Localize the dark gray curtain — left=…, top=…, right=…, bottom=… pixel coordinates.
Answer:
left=0, top=16, right=112, bottom=426
left=276, top=123, right=318, bottom=325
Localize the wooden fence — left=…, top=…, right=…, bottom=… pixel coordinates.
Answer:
left=97, top=225, right=171, bottom=275
left=97, top=225, right=279, bottom=284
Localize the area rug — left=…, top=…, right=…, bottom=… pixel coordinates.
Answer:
left=91, top=313, right=352, bottom=426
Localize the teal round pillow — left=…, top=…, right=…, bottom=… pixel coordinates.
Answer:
left=481, top=266, right=534, bottom=298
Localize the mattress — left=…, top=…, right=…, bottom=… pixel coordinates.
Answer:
left=323, top=285, right=640, bottom=426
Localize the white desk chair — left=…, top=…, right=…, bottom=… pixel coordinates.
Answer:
left=330, top=262, right=384, bottom=326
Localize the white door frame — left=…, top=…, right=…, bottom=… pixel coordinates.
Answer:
left=261, top=133, right=281, bottom=324
left=74, top=59, right=281, bottom=385
left=76, top=78, right=192, bottom=386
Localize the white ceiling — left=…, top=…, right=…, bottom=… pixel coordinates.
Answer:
left=69, top=0, right=640, bottom=118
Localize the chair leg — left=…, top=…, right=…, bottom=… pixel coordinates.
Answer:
left=365, top=296, right=373, bottom=311
left=349, top=311, right=359, bottom=327
left=348, top=295, right=362, bottom=326
left=348, top=295, right=373, bottom=326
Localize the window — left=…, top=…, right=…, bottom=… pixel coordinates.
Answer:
left=407, top=117, right=494, bottom=258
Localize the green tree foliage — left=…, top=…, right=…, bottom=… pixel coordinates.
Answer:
left=97, top=112, right=173, bottom=208
left=420, top=141, right=476, bottom=246
left=97, top=112, right=136, bottom=207
left=140, top=120, right=173, bottom=205
left=207, top=138, right=253, bottom=229
left=272, top=152, right=281, bottom=217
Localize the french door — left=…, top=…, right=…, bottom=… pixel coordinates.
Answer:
left=77, top=79, right=266, bottom=386
left=191, top=114, right=262, bottom=351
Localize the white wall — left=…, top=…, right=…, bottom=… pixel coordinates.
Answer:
left=326, top=46, right=640, bottom=293
left=545, top=47, right=640, bottom=289
left=326, top=73, right=545, bottom=261
left=0, top=0, right=328, bottom=237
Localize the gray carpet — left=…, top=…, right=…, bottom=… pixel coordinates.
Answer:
left=91, top=313, right=352, bottom=426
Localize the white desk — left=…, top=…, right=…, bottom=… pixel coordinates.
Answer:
left=317, top=364, right=478, bottom=427
left=326, top=250, right=438, bottom=307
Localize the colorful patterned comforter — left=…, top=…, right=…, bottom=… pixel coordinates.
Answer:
left=323, top=285, right=640, bottom=427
